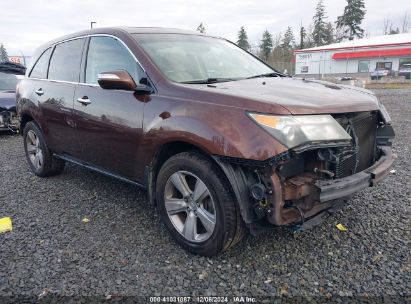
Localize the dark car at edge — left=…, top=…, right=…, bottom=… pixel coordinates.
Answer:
left=0, top=62, right=25, bottom=131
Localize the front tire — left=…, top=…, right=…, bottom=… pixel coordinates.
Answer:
left=156, top=151, right=245, bottom=256
left=23, top=121, right=65, bottom=177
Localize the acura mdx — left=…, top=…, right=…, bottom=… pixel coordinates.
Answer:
left=17, top=27, right=395, bottom=256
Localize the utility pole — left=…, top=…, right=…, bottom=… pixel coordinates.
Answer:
left=90, top=22, right=96, bottom=29
left=20, top=50, right=26, bottom=66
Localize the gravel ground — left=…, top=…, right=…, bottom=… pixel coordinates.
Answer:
left=0, top=89, right=410, bottom=302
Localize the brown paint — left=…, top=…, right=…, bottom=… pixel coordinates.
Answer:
left=17, top=27, right=394, bottom=220
left=97, top=70, right=137, bottom=91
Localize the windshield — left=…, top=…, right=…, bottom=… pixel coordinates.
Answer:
left=0, top=72, right=18, bottom=91
left=133, top=34, right=275, bottom=83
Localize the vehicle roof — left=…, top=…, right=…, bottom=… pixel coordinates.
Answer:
left=44, top=27, right=201, bottom=45
left=0, top=62, right=26, bottom=75
left=28, top=27, right=208, bottom=75
left=122, top=27, right=200, bottom=34
left=32, top=27, right=204, bottom=57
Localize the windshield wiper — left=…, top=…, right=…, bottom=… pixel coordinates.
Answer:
left=180, top=77, right=240, bottom=84
left=246, top=72, right=283, bottom=79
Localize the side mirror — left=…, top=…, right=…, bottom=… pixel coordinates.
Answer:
left=97, top=70, right=151, bottom=93
left=98, top=70, right=136, bottom=91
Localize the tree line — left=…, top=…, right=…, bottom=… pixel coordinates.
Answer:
left=196, top=0, right=409, bottom=73
left=195, top=0, right=368, bottom=72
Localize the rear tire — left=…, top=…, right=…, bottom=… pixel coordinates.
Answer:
left=156, top=151, right=245, bottom=256
left=23, top=121, right=65, bottom=177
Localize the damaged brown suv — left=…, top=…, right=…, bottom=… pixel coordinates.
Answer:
left=17, top=27, right=395, bottom=256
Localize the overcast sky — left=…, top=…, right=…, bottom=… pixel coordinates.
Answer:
left=1, top=0, right=410, bottom=56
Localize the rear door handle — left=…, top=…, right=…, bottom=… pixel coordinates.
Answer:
left=76, top=96, right=92, bottom=105
left=35, top=88, right=44, bottom=96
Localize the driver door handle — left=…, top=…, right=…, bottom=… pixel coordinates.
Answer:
left=77, top=96, right=92, bottom=105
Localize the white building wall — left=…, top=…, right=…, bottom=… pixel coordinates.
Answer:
left=295, top=44, right=410, bottom=77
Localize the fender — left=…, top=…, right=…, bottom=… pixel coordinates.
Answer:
left=211, top=156, right=257, bottom=224
left=139, top=98, right=288, bottom=169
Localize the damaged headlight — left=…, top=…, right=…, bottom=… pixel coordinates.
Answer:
left=248, top=113, right=352, bottom=149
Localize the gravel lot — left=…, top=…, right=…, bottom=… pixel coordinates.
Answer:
left=0, top=89, right=410, bottom=302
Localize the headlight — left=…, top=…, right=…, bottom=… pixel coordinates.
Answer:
left=248, top=113, right=351, bottom=149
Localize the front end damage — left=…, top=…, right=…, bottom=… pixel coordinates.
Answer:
left=215, top=110, right=395, bottom=233
left=0, top=108, right=19, bottom=132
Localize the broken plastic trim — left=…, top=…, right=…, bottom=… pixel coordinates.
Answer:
left=291, top=140, right=351, bottom=154
left=217, top=151, right=291, bottom=168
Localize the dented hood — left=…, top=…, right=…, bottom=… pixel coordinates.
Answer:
left=194, top=77, right=380, bottom=115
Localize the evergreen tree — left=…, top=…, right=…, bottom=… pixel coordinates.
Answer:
left=281, top=27, right=295, bottom=50
left=312, top=0, right=328, bottom=46
left=304, top=24, right=315, bottom=49
left=259, top=30, right=273, bottom=62
left=336, top=0, right=366, bottom=40
left=196, top=23, right=206, bottom=34
left=0, top=44, right=8, bottom=63
left=389, top=26, right=400, bottom=35
left=237, top=26, right=250, bottom=51
left=324, top=22, right=335, bottom=44
left=299, top=26, right=306, bottom=49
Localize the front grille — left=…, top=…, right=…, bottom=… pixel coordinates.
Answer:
left=333, top=112, right=378, bottom=178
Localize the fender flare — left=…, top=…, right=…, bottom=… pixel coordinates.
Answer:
left=211, top=156, right=257, bottom=224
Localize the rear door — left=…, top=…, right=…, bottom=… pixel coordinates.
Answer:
left=73, top=35, right=146, bottom=180
left=38, top=38, right=86, bottom=156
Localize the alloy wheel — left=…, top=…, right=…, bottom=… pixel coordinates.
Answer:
left=26, top=130, right=43, bottom=170
left=164, top=171, right=216, bottom=242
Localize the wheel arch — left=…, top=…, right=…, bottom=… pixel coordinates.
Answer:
left=20, top=113, right=34, bottom=133
left=145, top=140, right=256, bottom=227
left=146, top=140, right=214, bottom=205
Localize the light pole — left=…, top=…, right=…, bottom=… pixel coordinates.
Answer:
left=90, top=22, right=96, bottom=29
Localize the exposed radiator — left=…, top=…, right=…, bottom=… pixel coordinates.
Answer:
left=333, top=112, right=378, bottom=178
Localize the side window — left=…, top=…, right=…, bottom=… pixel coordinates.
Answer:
left=29, top=48, right=52, bottom=79
left=376, top=62, right=392, bottom=70
left=85, top=36, right=143, bottom=85
left=48, top=38, right=85, bottom=82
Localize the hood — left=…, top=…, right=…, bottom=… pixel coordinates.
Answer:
left=183, top=77, right=379, bottom=115
left=0, top=91, right=17, bottom=111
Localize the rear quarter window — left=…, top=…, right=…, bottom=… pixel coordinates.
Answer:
left=29, top=48, right=52, bottom=79
left=48, top=38, right=86, bottom=82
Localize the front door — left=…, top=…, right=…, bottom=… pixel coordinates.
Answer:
left=73, top=36, right=147, bottom=181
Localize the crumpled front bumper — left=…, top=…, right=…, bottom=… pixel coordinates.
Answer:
left=0, top=110, right=19, bottom=131
left=315, top=146, right=395, bottom=202
left=267, top=146, right=395, bottom=227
